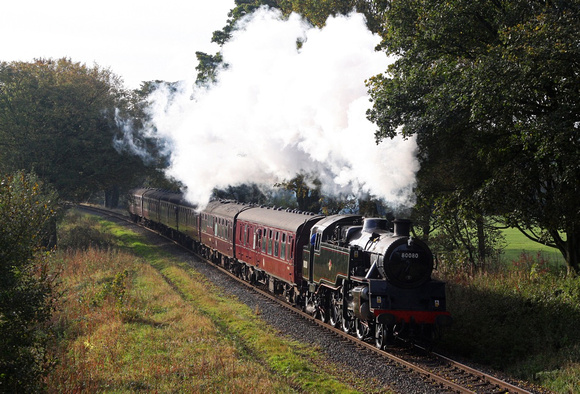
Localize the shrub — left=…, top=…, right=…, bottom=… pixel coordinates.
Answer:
left=57, top=210, right=114, bottom=250
left=0, top=171, right=59, bottom=391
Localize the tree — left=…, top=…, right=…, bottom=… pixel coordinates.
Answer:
left=112, top=80, right=180, bottom=206
left=0, top=58, right=148, bottom=204
left=276, top=173, right=322, bottom=213
left=278, top=0, right=355, bottom=27
left=0, top=171, right=59, bottom=391
left=213, top=183, right=268, bottom=204
left=367, top=0, right=580, bottom=272
left=195, top=52, right=225, bottom=87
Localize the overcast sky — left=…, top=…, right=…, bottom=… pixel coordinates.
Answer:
left=1, top=0, right=235, bottom=88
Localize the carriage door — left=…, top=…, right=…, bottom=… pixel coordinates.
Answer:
left=254, top=228, right=262, bottom=266
left=246, top=224, right=254, bottom=263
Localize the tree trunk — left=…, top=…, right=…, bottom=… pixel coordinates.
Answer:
left=566, top=230, right=579, bottom=276
left=551, top=227, right=580, bottom=276
left=104, top=186, right=120, bottom=209
left=476, top=216, right=486, bottom=270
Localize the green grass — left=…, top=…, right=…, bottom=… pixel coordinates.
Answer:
left=501, top=227, right=565, bottom=265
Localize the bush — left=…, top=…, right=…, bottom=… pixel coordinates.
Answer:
left=57, top=210, right=115, bottom=250
left=0, top=171, right=59, bottom=392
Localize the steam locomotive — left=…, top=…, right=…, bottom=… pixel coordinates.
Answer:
left=128, top=188, right=451, bottom=348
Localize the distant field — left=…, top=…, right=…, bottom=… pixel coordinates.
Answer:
left=501, top=227, right=565, bottom=266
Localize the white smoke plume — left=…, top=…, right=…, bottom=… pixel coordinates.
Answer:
left=147, top=7, right=419, bottom=209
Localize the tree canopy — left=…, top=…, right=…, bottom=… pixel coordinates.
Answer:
left=0, top=58, right=152, bottom=203
left=367, top=0, right=580, bottom=272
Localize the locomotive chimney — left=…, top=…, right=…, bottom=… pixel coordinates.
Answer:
left=393, top=219, right=411, bottom=237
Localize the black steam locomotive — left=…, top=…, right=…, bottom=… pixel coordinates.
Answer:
left=128, top=188, right=451, bottom=348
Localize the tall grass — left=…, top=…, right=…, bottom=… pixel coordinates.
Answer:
left=437, top=251, right=580, bottom=393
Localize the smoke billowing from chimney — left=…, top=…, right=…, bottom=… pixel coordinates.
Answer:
left=145, top=7, right=419, bottom=209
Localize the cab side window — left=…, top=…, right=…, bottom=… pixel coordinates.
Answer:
left=314, top=233, right=321, bottom=251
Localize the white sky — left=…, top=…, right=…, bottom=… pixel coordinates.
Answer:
left=0, top=0, right=235, bottom=88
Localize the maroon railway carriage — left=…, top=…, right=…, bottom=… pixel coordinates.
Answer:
left=199, top=200, right=251, bottom=264
left=235, top=206, right=322, bottom=301
left=129, top=188, right=165, bottom=226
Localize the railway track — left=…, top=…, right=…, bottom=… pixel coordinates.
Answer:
left=228, top=267, right=533, bottom=394
left=79, top=204, right=536, bottom=394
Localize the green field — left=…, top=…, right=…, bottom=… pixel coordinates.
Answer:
left=501, top=227, right=565, bottom=266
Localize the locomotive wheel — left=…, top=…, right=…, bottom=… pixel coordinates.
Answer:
left=328, top=298, right=342, bottom=328
left=375, top=323, right=387, bottom=350
left=342, top=313, right=355, bottom=335
left=355, top=318, right=371, bottom=340
left=318, top=304, right=328, bottom=323
left=317, top=293, right=330, bottom=323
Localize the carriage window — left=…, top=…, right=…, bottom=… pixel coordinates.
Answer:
left=268, top=230, right=273, bottom=255
left=253, top=229, right=259, bottom=249
left=262, top=229, right=267, bottom=252
left=281, top=233, right=287, bottom=260
left=290, top=236, right=295, bottom=260
left=274, top=232, right=279, bottom=257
